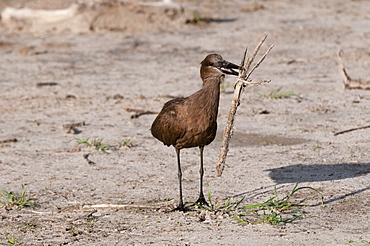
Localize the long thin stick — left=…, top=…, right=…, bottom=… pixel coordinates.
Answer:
left=31, top=201, right=176, bottom=214
left=82, top=201, right=175, bottom=210
left=216, top=35, right=273, bottom=177
left=334, top=124, right=370, bottom=136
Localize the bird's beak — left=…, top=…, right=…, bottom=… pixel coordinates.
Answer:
left=218, top=60, right=240, bottom=76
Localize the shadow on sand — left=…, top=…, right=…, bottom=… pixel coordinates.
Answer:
left=264, top=162, right=370, bottom=204
left=265, top=162, right=370, bottom=184
left=232, top=163, right=370, bottom=205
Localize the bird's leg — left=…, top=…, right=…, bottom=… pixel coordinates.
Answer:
left=195, top=146, right=209, bottom=206
left=175, top=148, right=185, bottom=211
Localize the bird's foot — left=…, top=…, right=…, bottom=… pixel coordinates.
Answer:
left=171, top=202, right=188, bottom=212
left=195, top=195, right=209, bottom=207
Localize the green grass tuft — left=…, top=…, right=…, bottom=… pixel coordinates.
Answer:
left=6, top=236, right=19, bottom=245
left=191, top=183, right=323, bottom=225
left=236, top=183, right=323, bottom=225
left=75, top=138, right=112, bottom=153
left=0, top=184, right=35, bottom=209
left=263, top=87, right=302, bottom=99
left=75, top=138, right=135, bottom=153
left=189, top=183, right=246, bottom=214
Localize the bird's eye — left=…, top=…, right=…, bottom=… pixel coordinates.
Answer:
left=209, top=62, right=214, bottom=66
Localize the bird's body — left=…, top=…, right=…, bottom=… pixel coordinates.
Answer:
left=151, top=79, right=220, bottom=149
left=151, top=54, right=239, bottom=210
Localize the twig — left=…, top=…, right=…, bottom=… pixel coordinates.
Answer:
left=31, top=201, right=176, bottom=214
left=125, top=108, right=158, bottom=119
left=337, top=49, right=370, bottom=90
left=217, top=34, right=273, bottom=177
left=82, top=200, right=175, bottom=210
left=0, top=138, right=17, bottom=144
left=245, top=44, right=274, bottom=81
left=334, top=124, right=370, bottom=136
left=244, top=34, right=268, bottom=77
left=31, top=210, right=54, bottom=215
left=83, top=153, right=95, bottom=165
left=62, top=121, right=85, bottom=134
left=36, top=82, right=59, bottom=87
left=80, top=209, right=97, bottom=219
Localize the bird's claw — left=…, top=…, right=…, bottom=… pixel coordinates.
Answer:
left=195, top=195, right=209, bottom=207
left=170, top=202, right=189, bottom=212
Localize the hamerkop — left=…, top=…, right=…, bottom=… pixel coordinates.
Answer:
left=151, top=54, right=239, bottom=211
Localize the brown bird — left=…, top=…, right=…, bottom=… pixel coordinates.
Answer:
left=151, top=54, right=239, bottom=211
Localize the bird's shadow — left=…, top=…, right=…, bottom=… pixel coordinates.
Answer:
left=266, top=162, right=370, bottom=204
left=232, top=163, right=370, bottom=205
left=265, top=162, right=370, bottom=184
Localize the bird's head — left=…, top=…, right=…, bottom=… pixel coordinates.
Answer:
left=200, top=54, right=239, bottom=81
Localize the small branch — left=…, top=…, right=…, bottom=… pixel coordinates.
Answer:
left=82, top=200, right=175, bottom=210
left=125, top=108, right=158, bottom=119
left=217, top=35, right=273, bottom=177
left=62, top=121, right=85, bottom=134
left=337, top=49, right=370, bottom=90
left=337, top=49, right=352, bottom=84
left=83, top=153, right=95, bottom=165
left=31, top=211, right=52, bottom=215
left=31, top=201, right=176, bottom=214
left=0, top=138, right=18, bottom=144
left=80, top=209, right=98, bottom=219
left=245, top=44, right=274, bottom=81
left=334, top=124, right=370, bottom=136
left=36, top=82, right=59, bottom=87
left=244, top=34, right=267, bottom=75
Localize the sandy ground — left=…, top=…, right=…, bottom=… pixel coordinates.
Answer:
left=0, top=0, right=369, bottom=245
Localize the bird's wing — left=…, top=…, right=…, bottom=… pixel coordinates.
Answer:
left=151, top=98, right=187, bottom=146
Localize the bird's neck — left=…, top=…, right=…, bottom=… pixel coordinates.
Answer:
left=198, top=75, right=224, bottom=118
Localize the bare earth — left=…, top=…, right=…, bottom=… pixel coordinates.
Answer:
left=0, top=0, right=369, bottom=245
